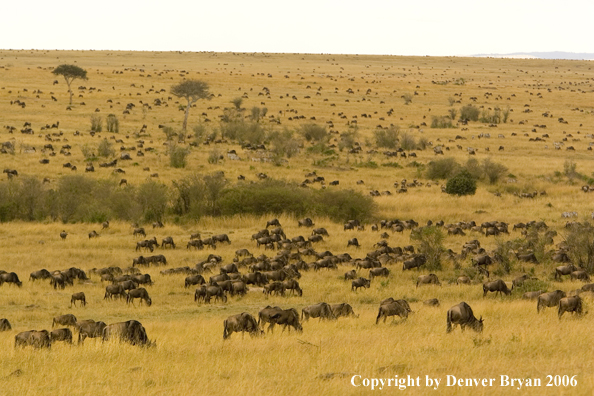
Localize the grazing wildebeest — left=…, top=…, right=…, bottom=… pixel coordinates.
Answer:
left=187, top=239, right=204, bottom=250
left=223, top=312, right=262, bottom=339
left=312, top=228, right=329, bottom=237
left=424, top=298, right=440, bottom=307
left=132, top=274, right=153, bottom=285
left=88, top=230, right=99, bottom=239
left=102, top=221, right=110, bottom=229
left=102, top=320, right=152, bottom=346
left=523, top=290, right=544, bottom=299
left=120, top=280, right=138, bottom=291
left=195, top=285, right=227, bottom=303
left=220, top=263, right=239, bottom=274
left=483, top=279, right=511, bottom=297
left=136, top=239, right=156, bottom=252
left=243, top=271, right=267, bottom=286
left=50, top=328, right=73, bottom=344
left=53, top=314, right=77, bottom=328
left=446, top=302, right=483, bottom=333
left=190, top=232, right=201, bottom=240
left=17, top=330, right=51, bottom=349
left=104, top=284, right=127, bottom=300
left=269, top=308, right=303, bottom=333
left=331, top=303, right=358, bottom=318
left=555, top=264, right=577, bottom=280
left=376, top=300, right=409, bottom=324
left=282, top=279, right=303, bottom=296
left=344, top=269, right=357, bottom=280
left=210, top=273, right=230, bottom=285
left=302, top=302, right=336, bottom=321
left=263, top=281, right=285, bottom=296
left=0, top=272, right=22, bottom=287
left=403, top=255, right=426, bottom=271
left=133, top=227, right=146, bottom=237
left=77, top=320, right=107, bottom=344
left=369, top=267, right=389, bottom=279
left=15, top=331, right=34, bottom=348
left=570, top=270, right=590, bottom=282
left=298, top=218, right=314, bottom=227
left=213, top=234, right=231, bottom=244
left=581, top=283, right=594, bottom=293
left=472, top=254, right=493, bottom=267
left=558, top=296, right=583, bottom=319
left=0, top=318, right=12, bottom=331
left=258, top=306, right=283, bottom=330
left=71, top=292, right=86, bottom=307
left=235, top=248, right=252, bottom=258
left=416, top=274, right=441, bottom=287
left=152, top=221, right=164, bottom=228
left=161, top=236, right=175, bottom=249
left=127, top=288, right=152, bottom=306
left=516, top=252, right=538, bottom=264
left=230, top=281, right=248, bottom=296
left=537, top=290, right=567, bottom=313
left=347, top=238, right=360, bottom=248
left=266, top=218, right=281, bottom=228
left=185, top=274, right=206, bottom=288
left=30, top=269, right=51, bottom=281
left=456, top=276, right=471, bottom=285
left=351, top=277, right=371, bottom=292
left=60, top=230, right=68, bottom=240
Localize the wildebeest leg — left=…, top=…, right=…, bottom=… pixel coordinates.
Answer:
left=268, top=323, right=275, bottom=334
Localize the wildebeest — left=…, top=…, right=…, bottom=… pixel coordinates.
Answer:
left=555, top=264, right=577, bottom=280
left=570, top=270, right=590, bottom=282
left=30, top=269, right=51, bottom=281
left=230, top=281, right=248, bottom=296
left=235, top=248, right=252, bottom=258
left=269, top=308, right=303, bottom=333
left=243, top=271, right=267, bottom=286
left=516, top=252, right=538, bottom=264
left=195, top=285, right=227, bottom=303
left=104, top=284, right=127, bottom=300
left=282, top=279, right=303, bottom=296
left=558, top=296, right=583, bottom=319
left=77, top=320, right=107, bottom=344
left=88, top=230, right=99, bottom=239
left=369, top=267, right=389, bottom=279
left=223, top=312, right=262, bottom=339
left=483, top=279, right=511, bottom=297
left=0, top=318, right=12, bottom=331
left=102, top=320, right=152, bottom=346
left=456, top=276, right=471, bottom=285
left=312, top=227, right=329, bottom=237
left=127, top=288, right=152, bottom=306
left=302, top=302, right=336, bottom=321
left=53, top=314, right=77, bottom=328
left=403, top=255, right=426, bottom=271
left=15, top=330, right=51, bottom=349
left=446, top=302, right=483, bottom=333
left=212, top=234, right=231, bottom=244
left=187, top=239, right=204, bottom=250
left=416, top=274, right=441, bottom=287
left=344, top=269, right=357, bottom=280
left=71, top=292, right=86, bottom=307
left=424, top=298, right=440, bottom=307
left=133, top=227, right=146, bottom=237
left=50, top=328, right=73, bottom=344
left=258, top=306, right=283, bottom=330
left=132, top=274, right=153, bottom=285
left=0, top=272, right=22, bottom=287
left=263, top=281, right=285, bottom=296
left=136, top=238, right=158, bottom=252
left=537, top=290, right=567, bottom=313
left=102, top=221, right=110, bottom=229
left=161, top=236, right=175, bottom=249
left=185, top=274, right=206, bottom=288
left=60, top=230, right=68, bottom=240
left=347, top=238, right=360, bottom=248
left=351, top=277, right=370, bottom=292
left=266, top=218, right=281, bottom=228
left=330, top=303, right=358, bottom=318
left=298, top=217, right=314, bottom=227
left=376, top=300, right=409, bottom=324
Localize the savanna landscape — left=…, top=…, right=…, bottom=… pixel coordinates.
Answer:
left=0, top=50, right=593, bottom=395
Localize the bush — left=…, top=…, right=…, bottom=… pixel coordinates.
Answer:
left=299, top=123, right=328, bottom=142
left=482, top=158, right=508, bottom=184
left=430, top=116, right=454, bottom=128
left=403, top=93, right=413, bottom=105
left=564, top=222, right=594, bottom=273
left=193, top=124, right=207, bottom=142
left=399, top=133, right=417, bottom=151
left=374, top=126, right=399, bottom=149
left=410, top=226, right=446, bottom=271
left=98, top=139, right=115, bottom=158
left=136, top=181, right=168, bottom=222
left=168, top=144, right=191, bottom=168
left=171, top=174, right=205, bottom=218
left=338, top=130, right=357, bottom=151
left=445, top=170, right=477, bottom=196
left=221, top=121, right=266, bottom=145
left=479, top=109, right=502, bottom=124
left=270, top=129, right=300, bottom=158
left=162, top=126, right=178, bottom=141
left=81, top=144, right=96, bottom=160
left=460, top=105, right=480, bottom=122
left=90, top=115, right=102, bottom=132
left=208, top=149, right=221, bottom=164
left=106, top=114, right=119, bottom=133
left=464, top=158, right=483, bottom=180
left=426, top=158, right=460, bottom=180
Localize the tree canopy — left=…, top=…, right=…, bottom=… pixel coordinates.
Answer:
left=171, top=80, right=210, bottom=131
left=52, top=64, right=88, bottom=104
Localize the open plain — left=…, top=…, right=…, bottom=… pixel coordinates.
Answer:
left=0, top=51, right=593, bottom=395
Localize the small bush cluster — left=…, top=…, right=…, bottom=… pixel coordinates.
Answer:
left=445, top=170, right=477, bottom=196
left=374, top=126, right=399, bottom=149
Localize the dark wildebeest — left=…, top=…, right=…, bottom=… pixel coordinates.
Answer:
left=16, top=330, right=51, bottom=349
left=30, top=269, right=51, bottom=281
left=213, top=234, right=231, bottom=244
left=243, top=272, right=267, bottom=287
left=161, top=236, right=175, bottom=249
left=220, top=263, right=239, bottom=274
left=351, top=277, right=371, bottom=292
left=403, top=255, right=426, bottom=271
left=133, top=227, right=145, bottom=237
left=15, top=331, right=34, bottom=348
left=269, top=308, right=303, bottom=333
left=302, top=302, right=336, bottom=321
left=104, top=284, right=127, bottom=300
left=380, top=298, right=412, bottom=313
left=187, top=239, right=204, bottom=250
left=185, top=274, right=206, bottom=288
left=581, top=283, right=594, bottom=293
left=282, top=279, right=302, bottom=296
left=344, top=269, right=357, bottom=280
left=312, top=228, right=329, bottom=237
left=102, top=221, right=110, bottom=229
left=102, top=320, right=152, bottom=346
left=53, top=314, right=77, bottom=328
left=522, top=290, right=544, bottom=300
left=483, top=279, right=511, bottom=297
left=347, top=238, right=360, bottom=248
left=424, top=298, right=440, bottom=307
left=231, top=281, right=248, bottom=296
left=570, top=270, right=590, bottom=282
left=537, top=290, right=567, bottom=313
left=50, top=328, right=73, bottom=344
left=376, top=300, right=409, bottom=324
left=0, top=318, right=12, bottom=331
left=190, top=232, right=201, bottom=240
left=416, top=274, right=441, bottom=288
left=223, top=312, right=262, bottom=339
left=195, top=285, right=227, bottom=303
left=264, top=281, right=285, bottom=296
left=555, top=264, right=577, bottom=280
left=558, top=296, right=583, bottom=319
left=71, top=292, right=86, bottom=307
left=298, top=218, right=314, bottom=227
left=77, top=320, right=107, bottom=344
left=516, top=252, right=538, bottom=264
left=0, top=272, right=22, bottom=287
left=132, top=274, right=153, bottom=285
left=446, top=302, right=483, bottom=333
left=258, top=306, right=284, bottom=330
left=136, top=239, right=155, bottom=252
left=152, top=221, right=164, bottom=228
left=88, top=230, right=99, bottom=239
left=472, top=254, right=493, bottom=267
left=127, top=288, right=152, bottom=306
left=210, top=273, right=230, bottom=285
left=331, top=303, right=358, bottom=318
left=266, top=218, right=281, bottom=228
left=235, top=248, right=252, bottom=258
left=369, top=267, right=389, bottom=280
left=60, top=230, right=68, bottom=240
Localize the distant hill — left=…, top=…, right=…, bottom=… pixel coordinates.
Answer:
left=473, top=51, right=594, bottom=60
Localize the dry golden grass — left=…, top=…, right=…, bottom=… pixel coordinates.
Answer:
left=0, top=51, right=593, bottom=395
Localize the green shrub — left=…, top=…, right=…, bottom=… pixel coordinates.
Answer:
left=106, top=114, right=119, bottom=133
left=430, top=116, right=454, bottom=128
left=136, top=181, right=168, bottom=222
left=410, top=226, right=446, bottom=271
left=460, top=105, right=480, bottom=122
left=374, top=126, right=399, bottom=149
left=299, top=123, right=328, bottom=142
left=399, top=133, right=417, bottom=151
left=270, top=129, right=301, bottom=158
left=480, top=109, right=502, bottom=124
left=168, top=144, right=191, bottom=168
left=426, top=158, right=460, bottom=180
left=445, top=170, right=477, bottom=196
left=482, top=158, right=508, bottom=184
left=98, top=139, right=115, bottom=158
left=90, top=115, right=102, bottom=132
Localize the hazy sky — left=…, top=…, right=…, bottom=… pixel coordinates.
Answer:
left=2, top=0, right=592, bottom=56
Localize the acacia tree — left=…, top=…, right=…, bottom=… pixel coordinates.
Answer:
left=171, top=80, right=210, bottom=131
left=52, top=64, right=87, bottom=105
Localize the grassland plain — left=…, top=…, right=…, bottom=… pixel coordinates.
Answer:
left=0, top=51, right=593, bottom=395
